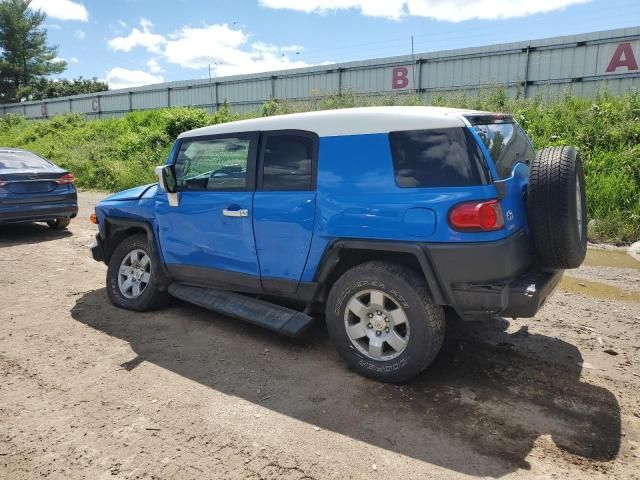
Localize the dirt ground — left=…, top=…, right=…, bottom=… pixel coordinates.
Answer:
left=1, top=191, right=639, bottom=480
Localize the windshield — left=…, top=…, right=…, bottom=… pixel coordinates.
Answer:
left=473, top=123, right=534, bottom=179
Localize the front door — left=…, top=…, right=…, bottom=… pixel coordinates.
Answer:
left=156, top=132, right=261, bottom=290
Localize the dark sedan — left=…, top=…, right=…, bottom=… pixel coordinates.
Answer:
left=0, top=148, right=78, bottom=229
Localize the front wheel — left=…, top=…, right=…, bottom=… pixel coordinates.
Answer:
left=325, top=261, right=445, bottom=383
left=106, top=234, right=170, bottom=311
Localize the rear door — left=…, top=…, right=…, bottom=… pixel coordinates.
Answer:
left=252, top=130, right=317, bottom=294
left=155, top=133, right=262, bottom=289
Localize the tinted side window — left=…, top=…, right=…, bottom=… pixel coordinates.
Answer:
left=473, top=123, right=534, bottom=179
left=262, top=134, right=314, bottom=191
left=174, top=136, right=251, bottom=191
left=390, top=128, right=489, bottom=188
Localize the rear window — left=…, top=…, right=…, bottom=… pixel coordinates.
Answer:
left=0, top=150, right=52, bottom=170
left=389, top=128, right=489, bottom=188
left=262, top=133, right=314, bottom=191
left=473, top=123, right=535, bottom=179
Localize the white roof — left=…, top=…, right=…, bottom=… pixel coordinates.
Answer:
left=180, top=106, right=491, bottom=139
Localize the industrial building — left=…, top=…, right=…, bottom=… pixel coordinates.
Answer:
left=1, top=26, right=638, bottom=119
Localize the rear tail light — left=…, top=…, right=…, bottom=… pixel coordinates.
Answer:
left=56, top=172, right=75, bottom=185
left=448, top=199, right=505, bottom=232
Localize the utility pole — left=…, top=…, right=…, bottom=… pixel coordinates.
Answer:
left=208, top=64, right=214, bottom=111
left=411, top=35, right=416, bottom=92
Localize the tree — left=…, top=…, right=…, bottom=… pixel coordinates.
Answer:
left=0, top=0, right=66, bottom=103
left=17, top=76, right=108, bottom=101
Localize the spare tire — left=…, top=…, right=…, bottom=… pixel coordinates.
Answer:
left=527, top=146, right=587, bottom=269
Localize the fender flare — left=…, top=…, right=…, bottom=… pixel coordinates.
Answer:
left=101, top=217, right=172, bottom=287
left=313, top=239, right=449, bottom=305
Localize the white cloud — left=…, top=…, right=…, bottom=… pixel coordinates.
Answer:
left=75, top=29, right=85, bottom=39
left=259, top=0, right=407, bottom=19
left=31, top=0, right=88, bottom=22
left=117, top=20, right=127, bottom=28
left=108, top=18, right=166, bottom=54
left=281, top=45, right=304, bottom=52
left=105, top=67, right=164, bottom=90
left=252, top=41, right=279, bottom=53
left=108, top=22, right=312, bottom=77
left=163, top=24, right=309, bottom=75
left=70, top=57, right=79, bottom=63
left=163, top=24, right=247, bottom=69
left=258, top=0, right=590, bottom=21
left=147, top=58, right=163, bottom=73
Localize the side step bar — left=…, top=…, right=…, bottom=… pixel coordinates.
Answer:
left=168, top=283, right=314, bottom=338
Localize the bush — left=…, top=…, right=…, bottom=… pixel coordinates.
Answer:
left=0, top=90, right=637, bottom=243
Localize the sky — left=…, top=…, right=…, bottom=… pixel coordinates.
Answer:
left=34, top=0, right=640, bottom=90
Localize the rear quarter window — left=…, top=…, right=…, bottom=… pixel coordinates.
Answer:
left=389, top=128, right=490, bottom=188
left=473, top=123, right=535, bottom=179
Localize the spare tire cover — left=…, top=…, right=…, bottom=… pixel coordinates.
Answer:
left=527, top=146, right=587, bottom=269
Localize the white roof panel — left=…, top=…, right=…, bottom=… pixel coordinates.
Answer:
left=179, top=106, right=489, bottom=139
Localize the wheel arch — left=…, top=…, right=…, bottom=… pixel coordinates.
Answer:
left=314, top=240, right=448, bottom=305
left=101, top=217, right=171, bottom=289
left=102, top=218, right=150, bottom=263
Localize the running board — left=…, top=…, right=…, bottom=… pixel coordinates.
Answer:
left=168, top=283, right=314, bottom=338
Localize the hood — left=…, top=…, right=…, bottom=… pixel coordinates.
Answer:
left=103, top=183, right=157, bottom=202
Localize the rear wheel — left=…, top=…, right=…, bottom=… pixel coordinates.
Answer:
left=46, top=217, right=71, bottom=230
left=106, top=234, right=170, bottom=311
left=326, top=261, right=445, bottom=383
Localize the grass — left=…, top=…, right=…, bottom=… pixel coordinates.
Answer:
left=0, top=89, right=638, bottom=244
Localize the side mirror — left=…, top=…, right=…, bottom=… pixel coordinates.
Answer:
left=155, top=165, right=177, bottom=193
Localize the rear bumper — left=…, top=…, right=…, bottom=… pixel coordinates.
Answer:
left=448, top=268, right=563, bottom=320
left=0, top=201, right=78, bottom=224
left=427, top=230, right=563, bottom=319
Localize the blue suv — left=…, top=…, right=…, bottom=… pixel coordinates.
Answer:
left=90, top=107, right=587, bottom=382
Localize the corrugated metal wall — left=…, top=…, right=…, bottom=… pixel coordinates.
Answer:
left=2, top=26, right=639, bottom=119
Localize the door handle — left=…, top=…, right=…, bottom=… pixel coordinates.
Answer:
left=223, top=208, right=249, bottom=218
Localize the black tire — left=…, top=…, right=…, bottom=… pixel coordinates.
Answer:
left=106, top=234, right=170, bottom=311
left=46, top=217, right=71, bottom=230
left=528, top=146, right=587, bottom=269
left=325, top=261, right=445, bottom=383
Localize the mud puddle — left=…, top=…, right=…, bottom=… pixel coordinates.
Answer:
left=560, top=275, right=640, bottom=302
left=584, top=248, right=640, bottom=270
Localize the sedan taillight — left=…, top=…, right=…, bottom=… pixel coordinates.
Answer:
left=56, top=173, right=75, bottom=185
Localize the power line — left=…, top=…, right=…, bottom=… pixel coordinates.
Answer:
left=293, top=12, right=639, bottom=65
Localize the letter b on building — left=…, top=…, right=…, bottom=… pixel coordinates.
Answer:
left=392, top=67, right=410, bottom=89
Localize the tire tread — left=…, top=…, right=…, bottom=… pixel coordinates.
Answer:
left=106, top=234, right=170, bottom=311
left=528, top=146, right=586, bottom=269
left=326, top=260, right=445, bottom=383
